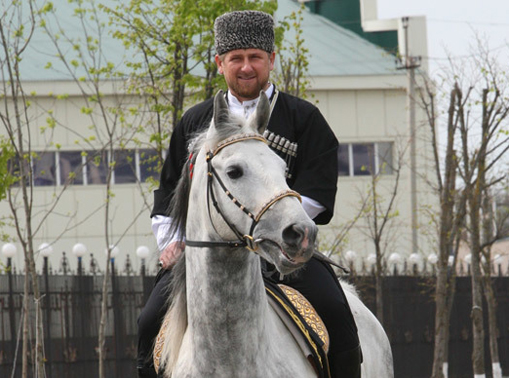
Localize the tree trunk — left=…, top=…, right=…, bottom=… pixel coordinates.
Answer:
left=481, top=193, right=501, bottom=378
left=431, top=86, right=459, bottom=378
left=375, top=248, right=384, bottom=326
left=98, top=147, right=115, bottom=378
left=18, top=157, right=47, bottom=378
left=469, top=197, right=485, bottom=376
left=27, top=256, right=46, bottom=378
left=98, top=256, right=111, bottom=378
left=431, top=267, right=448, bottom=378
left=483, top=274, right=501, bottom=378
left=22, top=269, right=29, bottom=378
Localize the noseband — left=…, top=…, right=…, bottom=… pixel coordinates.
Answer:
left=185, top=133, right=301, bottom=252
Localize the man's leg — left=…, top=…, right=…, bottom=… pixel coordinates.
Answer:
left=281, top=257, right=362, bottom=378
left=137, top=269, right=173, bottom=378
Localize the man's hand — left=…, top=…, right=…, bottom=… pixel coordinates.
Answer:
left=159, top=241, right=185, bottom=269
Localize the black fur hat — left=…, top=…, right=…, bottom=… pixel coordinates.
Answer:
left=214, top=10, right=275, bottom=55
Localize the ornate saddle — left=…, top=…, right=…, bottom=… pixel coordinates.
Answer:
left=264, top=279, right=331, bottom=378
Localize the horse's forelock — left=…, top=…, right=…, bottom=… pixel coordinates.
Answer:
left=208, top=113, right=250, bottom=146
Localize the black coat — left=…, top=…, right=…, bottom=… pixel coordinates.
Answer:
left=151, top=90, right=339, bottom=225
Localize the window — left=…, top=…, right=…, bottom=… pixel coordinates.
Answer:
left=377, top=142, right=393, bottom=175
left=86, top=150, right=108, bottom=185
left=352, top=143, right=375, bottom=176
left=338, top=142, right=393, bottom=177
left=33, top=152, right=56, bottom=186
left=28, top=148, right=161, bottom=186
left=138, top=149, right=159, bottom=182
left=337, top=144, right=350, bottom=176
left=114, top=150, right=136, bottom=184
left=59, top=151, right=84, bottom=185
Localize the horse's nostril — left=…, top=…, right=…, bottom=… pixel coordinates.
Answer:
left=282, top=224, right=305, bottom=247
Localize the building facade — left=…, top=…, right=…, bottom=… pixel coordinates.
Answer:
left=1, top=0, right=437, bottom=273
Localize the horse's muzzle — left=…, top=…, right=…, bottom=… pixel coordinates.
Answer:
left=281, top=222, right=317, bottom=263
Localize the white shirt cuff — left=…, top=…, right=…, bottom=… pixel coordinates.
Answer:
left=301, top=195, right=326, bottom=220
left=151, top=215, right=184, bottom=251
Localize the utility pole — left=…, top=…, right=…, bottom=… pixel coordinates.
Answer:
left=397, top=17, right=421, bottom=255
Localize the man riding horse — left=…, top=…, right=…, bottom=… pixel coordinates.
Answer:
left=137, top=10, right=362, bottom=378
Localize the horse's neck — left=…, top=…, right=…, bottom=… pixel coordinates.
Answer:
left=185, top=248, right=271, bottom=369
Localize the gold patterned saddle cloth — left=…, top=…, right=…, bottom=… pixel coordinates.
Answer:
left=272, top=284, right=329, bottom=353
left=265, top=282, right=331, bottom=378
left=153, top=282, right=330, bottom=377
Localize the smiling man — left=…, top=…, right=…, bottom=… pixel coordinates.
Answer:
left=216, top=47, right=275, bottom=102
left=137, top=10, right=361, bottom=378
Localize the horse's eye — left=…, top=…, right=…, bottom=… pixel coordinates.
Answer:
left=226, top=166, right=243, bottom=179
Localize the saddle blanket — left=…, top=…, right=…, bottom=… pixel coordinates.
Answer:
left=264, top=279, right=331, bottom=378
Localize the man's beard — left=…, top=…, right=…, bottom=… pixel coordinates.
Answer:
left=229, top=79, right=268, bottom=101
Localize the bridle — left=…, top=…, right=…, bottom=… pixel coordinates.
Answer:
left=185, top=133, right=302, bottom=252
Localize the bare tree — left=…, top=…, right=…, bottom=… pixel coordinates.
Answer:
left=453, top=39, right=509, bottom=377
left=416, top=33, right=509, bottom=376
left=39, top=2, right=148, bottom=376
left=0, top=1, right=70, bottom=376
left=355, top=143, right=405, bottom=325
left=417, top=76, right=470, bottom=378
left=479, top=188, right=508, bottom=378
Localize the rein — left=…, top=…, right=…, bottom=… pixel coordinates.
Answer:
left=185, top=133, right=302, bottom=252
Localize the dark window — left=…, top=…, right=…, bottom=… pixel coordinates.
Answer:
left=337, top=142, right=393, bottom=177
left=33, top=152, right=56, bottom=186
left=114, top=150, right=136, bottom=184
left=59, top=151, right=84, bottom=185
left=86, top=150, right=108, bottom=185
left=337, top=144, right=350, bottom=176
left=352, top=143, right=375, bottom=176
left=139, top=149, right=160, bottom=182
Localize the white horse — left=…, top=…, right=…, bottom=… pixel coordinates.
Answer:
left=156, top=91, right=393, bottom=378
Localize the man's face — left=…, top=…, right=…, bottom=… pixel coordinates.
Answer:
left=215, top=49, right=275, bottom=102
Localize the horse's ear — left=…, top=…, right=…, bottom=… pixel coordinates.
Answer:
left=213, top=90, right=229, bottom=129
left=253, top=91, right=270, bottom=134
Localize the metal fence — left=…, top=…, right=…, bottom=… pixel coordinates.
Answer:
left=0, top=262, right=154, bottom=378
left=350, top=275, right=509, bottom=378
left=1, top=264, right=508, bottom=378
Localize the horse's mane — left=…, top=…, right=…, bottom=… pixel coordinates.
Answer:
left=160, top=112, right=249, bottom=374
left=165, top=132, right=203, bottom=243
left=159, top=251, right=186, bottom=375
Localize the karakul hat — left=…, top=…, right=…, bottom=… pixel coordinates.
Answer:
left=214, top=10, right=274, bottom=55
